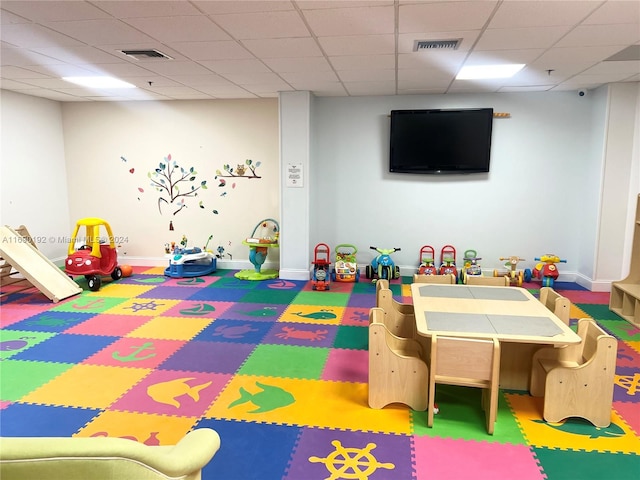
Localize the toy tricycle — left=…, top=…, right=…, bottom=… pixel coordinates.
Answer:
left=532, top=254, right=566, bottom=287
left=493, top=256, right=530, bottom=286
left=439, top=245, right=458, bottom=278
left=366, top=246, right=401, bottom=282
left=460, top=249, right=482, bottom=283
left=332, top=244, right=359, bottom=283
left=417, top=245, right=437, bottom=275
left=65, top=217, right=122, bottom=291
left=312, top=243, right=331, bottom=290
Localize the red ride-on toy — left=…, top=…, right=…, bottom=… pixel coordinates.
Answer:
left=439, top=245, right=458, bottom=278
left=311, top=243, right=331, bottom=291
left=418, top=245, right=438, bottom=275
left=65, top=217, right=122, bottom=291
left=532, top=254, right=566, bottom=287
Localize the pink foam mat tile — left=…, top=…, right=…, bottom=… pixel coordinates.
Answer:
left=340, top=306, right=370, bottom=326
left=64, top=314, right=153, bottom=336
left=413, top=436, right=545, bottom=480
left=614, top=401, right=640, bottom=435
left=322, top=348, right=368, bottom=383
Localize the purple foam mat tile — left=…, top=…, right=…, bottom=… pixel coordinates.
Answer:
left=218, top=302, right=287, bottom=322
left=614, top=366, right=640, bottom=403
left=347, top=293, right=376, bottom=308
left=136, top=286, right=200, bottom=300
left=159, top=340, right=255, bottom=374
left=285, top=427, right=414, bottom=480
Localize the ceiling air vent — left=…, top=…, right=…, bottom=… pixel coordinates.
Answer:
left=414, top=39, right=461, bottom=52
left=120, top=49, right=173, bottom=60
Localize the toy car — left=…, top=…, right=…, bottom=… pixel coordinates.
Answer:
left=493, top=256, right=530, bottom=286
left=366, top=246, right=401, bottom=282
left=439, top=245, right=458, bottom=278
left=532, top=254, right=566, bottom=287
left=332, top=244, right=359, bottom=283
left=417, top=245, right=437, bottom=275
left=312, top=243, right=331, bottom=290
left=65, top=217, right=122, bottom=291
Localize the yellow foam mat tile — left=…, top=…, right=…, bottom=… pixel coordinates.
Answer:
left=85, top=284, right=156, bottom=298
left=571, top=304, right=589, bottom=319
left=506, top=393, right=640, bottom=454
left=279, top=305, right=345, bottom=325
left=22, top=364, right=151, bottom=409
left=206, top=375, right=412, bottom=434
left=76, top=410, right=197, bottom=446
left=126, top=316, right=212, bottom=340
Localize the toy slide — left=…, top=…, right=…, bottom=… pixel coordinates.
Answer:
left=0, top=225, right=82, bottom=302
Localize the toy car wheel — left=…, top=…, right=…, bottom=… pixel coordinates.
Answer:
left=111, top=267, right=123, bottom=281
left=365, top=265, right=373, bottom=279
left=524, top=268, right=532, bottom=282
left=87, top=275, right=101, bottom=291
left=394, top=266, right=400, bottom=279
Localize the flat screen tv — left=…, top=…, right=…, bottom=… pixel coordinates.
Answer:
left=389, top=108, right=493, bottom=174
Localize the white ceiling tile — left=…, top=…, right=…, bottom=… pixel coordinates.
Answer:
left=169, top=41, right=255, bottom=61
left=330, top=54, right=394, bottom=70
left=398, top=69, right=456, bottom=89
left=1, top=23, right=85, bottom=48
left=220, top=71, right=290, bottom=86
left=300, top=1, right=394, bottom=10
left=213, top=10, right=310, bottom=39
left=583, top=0, right=640, bottom=25
left=317, top=34, right=395, bottom=56
left=279, top=70, right=338, bottom=83
left=92, top=0, right=203, bottom=18
left=398, top=51, right=467, bottom=71
left=344, top=80, right=396, bottom=96
left=134, top=60, right=213, bottom=76
left=303, top=5, right=395, bottom=36
left=193, top=1, right=294, bottom=15
left=582, top=60, right=640, bottom=75
left=199, top=59, right=272, bottom=74
left=123, top=16, right=231, bottom=42
left=1, top=1, right=110, bottom=22
left=534, top=45, right=624, bottom=64
left=0, top=65, right=54, bottom=78
left=31, top=45, right=126, bottom=64
left=556, top=24, right=640, bottom=48
left=464, top=49, right=545, bottom=66
left=42, top=19, right=157, bottom=45
left=263, top=56, right=332, bottom=72
left=337, top=68, right=395, bottom=82
left=489, top=1, right=600, bottom=28
left=498, top=85, right=554, bottom=92
left=399, top=1, right=497, bottom=33
left=242, top=37, right=323, bottom=58
left=475, top=26, right=571, bottom=50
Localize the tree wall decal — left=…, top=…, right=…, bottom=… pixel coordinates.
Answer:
left=148, top=154, right=207, bottom=216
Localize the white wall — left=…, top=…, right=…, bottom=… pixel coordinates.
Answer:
left=0, top=91, right=72, bottom=259
left=311, top=92, right=599, bottom=280
left=60, top=99, right=280, bottom=265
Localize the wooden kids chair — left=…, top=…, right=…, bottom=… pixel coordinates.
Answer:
left=529, top=318, right=617, bottom=427
left=375, top=279, right=415, bottom=338
left=428, top=335, right=501, bottom=434
left=539, top=286, right=571, bottom=325
left=466, top=275, right=509, bottom=286
left=412, top=274, right=457, bottom=284
left=368, top=307, right=428, bottom=411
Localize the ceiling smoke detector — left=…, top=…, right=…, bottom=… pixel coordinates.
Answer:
left=414, top=39, right=461, bottom=51
left=120, top=49, right=173, bottom=60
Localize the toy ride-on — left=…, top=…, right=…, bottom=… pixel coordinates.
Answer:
left=311, top=243, right=331, bottom=290
left=493, top=256, right=530, bottom=286
left=366, top=246, right=401, bottom=282
left=532, top=254, right=566, bottom=287
left=65, top=217, right=122, bottom=291
left=417, top=245, right=437, bottom=275
left=332, top=244, right=359, bottom=283
left=439, top=245, right=458, bottom=278
left=460, top=249, right=482, bottom=283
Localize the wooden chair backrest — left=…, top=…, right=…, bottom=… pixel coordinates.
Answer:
left=466, top=275, right=509, bottom=286
left=431, top=335, right=500, bottom=386
left=561, top=318, right=614, bottom=364
left=539, top=287, right=571, bottom=324
left=413, top=274, right=456, bottom=284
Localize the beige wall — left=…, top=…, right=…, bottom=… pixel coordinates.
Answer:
left=61, top=99, right=279, bottom=263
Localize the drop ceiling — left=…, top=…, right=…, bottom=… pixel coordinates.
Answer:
left=1, top=0, right=639, bottom=102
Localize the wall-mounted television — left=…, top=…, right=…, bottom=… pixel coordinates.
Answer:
left=389, top=108, right=493, bottom=174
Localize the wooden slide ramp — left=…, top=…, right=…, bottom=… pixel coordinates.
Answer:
left=0, top=225, right=82, bottom=303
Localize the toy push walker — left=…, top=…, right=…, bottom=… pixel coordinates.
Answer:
left=439, top=245, right=458, bottom=278
left=332, top=244, right=359, bottom=283
left=417, top=245, right=437, bottom=275
left=311, top=243, right=331, bottom=290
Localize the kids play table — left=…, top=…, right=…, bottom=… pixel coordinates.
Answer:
left=410, top=284, right=582, bottom=390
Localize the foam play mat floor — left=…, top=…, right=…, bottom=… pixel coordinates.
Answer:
left=1, top=268, right=638, bottom=479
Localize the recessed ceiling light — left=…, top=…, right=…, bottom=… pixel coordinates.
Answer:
left=62, top=76, right=136, bottom=89
left=457, top=64, right=525, bottom=80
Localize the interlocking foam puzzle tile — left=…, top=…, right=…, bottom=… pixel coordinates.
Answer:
left=0, top=291, right=52, bottom=306
left=196, top=418, right=302, bottom=480
left=213, top=276, right=260, bottom=290
left=0, top=329, right=56, bottom=359
left=137, top=266, right=167, bottom=275
left=83, top=337, right=186, bottom=369
left=561, top=290, right=613, bottom=304
left=351, top=282, right=377, bottom=294
left=628, top=340, right=640, bottom=355
left=280, top=304, right=344, bottom=325
left=215, top=302, right=284, bottom=321
left=286, top=426, right=414, bottom=480
left=321, top=348, right=368, bottom=383
left=533, top=446, right=640, bottom=480
left=50, top=295, right=129, bottom=313
left=614, top=401, right=640, bottom=435
left=159, top=275, right=220, bottom=288
left=413, top=436, right=546, bottom=480
left=0, top=305, right=53, bottom=327
left=187, top=286, right=253, bottom=302
left=125, top=315, right=212, bottom=341
left=11, top=333, right=118, bottom=363
left=256, top=278, right=308, bottom=291
left=195, top=319, right=273, bottom=344
left=340, top=306, right=370, bottom=326
left=238, top=344, right=329, bottom=379
left=333, top=325, right=368, bottom=350
left=598, top=319, right=640, bottom=342
left=554, top=282, right=587, bottom=291
left=8, top=311, right=96, bottom=333
left=615, top=342, right=640, bottom=369
left=110, top=369, right=231, bottom=417
left=571, top=303, right=589, bottom=319
left=84, top=284, right=157, bottom=298
left=412, top=385, right=526, bottom=443
left=239, top=288, right=300, bottom=304
left=0, top=360, right=74, bottom=401
left=137, top=285, right=203, bottom=300
left=314, top=280, right=356, bottom=294
left=291, top=291, right=350, bottom=307
left=103, top=298, right=181, bottom=316
left=76, top=409, right=198, bottom=445
left=21, top=363, right=151, bottom=409
left=206, top=375, right=412, bottom=434
left=162, top=300, right=232, bottom=319
left=262, top=322, right=336, bottom=348
left=576, top=303, right=626, bottom=321
left=159, top=340, right=255, bottom=374
left=63, top=313, right=152, bottom=336
left=506, top=393, right=640, bottom=453
left=346, top=292, right=376, bottom=308
left=0, top=403, right=101, bottom=436
left=614, top=367, right=640, bottom=403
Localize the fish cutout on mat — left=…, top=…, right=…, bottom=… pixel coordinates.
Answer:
left=147, top=377, right=212, bottom=408
left=228, top=382, right=294, bottom=413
